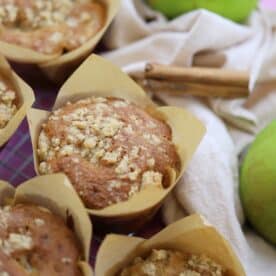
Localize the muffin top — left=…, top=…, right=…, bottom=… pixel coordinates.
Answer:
left=0, top=204, right=82, bottom=276
left=0, top=0, right=106, bottom=55
left=119, top=249, right=226, bottom=276
left=37, top=97, right=180, bottom=209
left=0, top=76, right=17, bottom=129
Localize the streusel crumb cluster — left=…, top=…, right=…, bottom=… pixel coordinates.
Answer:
left=119, top=249, right=226, bottom=276
left=37, top=97, right=180, bottom=209
left=0, top=79, right=17, bottom=129
left=0, top=204, right=82, bottom=275
left=0, top=0, right=105, bottom=54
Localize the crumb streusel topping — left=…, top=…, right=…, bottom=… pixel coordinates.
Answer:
left=0, top=78, right=17, bottom=129
left=0, top=204, right=82, bottom=276
left=37, top=97, right=180, bottom=209
left=119, top=249, right=226, bottom=276
left=0, top=0, right=105, bottom=55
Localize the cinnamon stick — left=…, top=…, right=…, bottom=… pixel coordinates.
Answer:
left=145, top=63, right=249, bottom=88
left=135, top=78, right=249, bottom=99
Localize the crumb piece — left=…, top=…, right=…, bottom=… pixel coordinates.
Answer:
left=34, top=218, right=45, bottom=227
left=141, top=171, right=163, bottom=188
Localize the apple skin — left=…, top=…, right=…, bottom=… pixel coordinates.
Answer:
left=240, top=121, right=276, bottom=245
left=147, top=0, right=258, bottom=22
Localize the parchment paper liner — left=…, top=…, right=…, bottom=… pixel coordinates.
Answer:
left=27, top=54, right=206, bottom=228
left=0, top=174, right=93, bottom=276
left=0, top=0, right=120, bottom=82
left=0, top=55, right=35, bottom=147
left=95, top=214, right=245, bottom=276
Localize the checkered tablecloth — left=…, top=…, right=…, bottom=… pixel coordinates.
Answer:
left=0, top=62, right=164, bottom=266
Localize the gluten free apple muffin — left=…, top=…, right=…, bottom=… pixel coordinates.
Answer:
left=0, top=0, right=106, bottom=55
left=0, top=204, right=82, bottom=276
left=37, top=97, right=180, bottom=209
left=119, top=249, right=226, bottom=276
left=0, top=77, right=17, bottom=129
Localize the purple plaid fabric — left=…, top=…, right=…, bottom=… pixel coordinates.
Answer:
left=0, top=62, right=164, bottom=267
left=0, top=119, right=35, bottom=185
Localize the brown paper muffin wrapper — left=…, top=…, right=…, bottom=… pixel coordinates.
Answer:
left=0, top=0, right=120, bottom=83
left=95, top=214, right=245, bottom=276
left=27, top=54, right=206, bottom=229
left=0, top=55, right=35, bottom=147
left=0, top=174, right=93, bottom=276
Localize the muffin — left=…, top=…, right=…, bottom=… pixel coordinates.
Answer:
left=0, top=204, right=82, bottom=275
left=95, top=215, right=245, bottom=276
left=0, top=76, right=17, bottom=129
left=119, top=249, right=226, bottom=276
left=0, top=0, right=106, bottom=55
left=0, top=174, right=93, bottom=276
left=37, top=96, right=181, bottom=209
left=0, top=55, right=34, bottom=147
left=28, top=54, right=205, bottom=229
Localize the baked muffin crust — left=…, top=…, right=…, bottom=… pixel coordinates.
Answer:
left=0, top=77, right=17, bottom=129
left=119, top=249, right=226, bottom=276
left=0, top=204, right=82, bottom=276
left=37, top=97, right=180, bottom=209
left=0, top=0, right=106, bottom=55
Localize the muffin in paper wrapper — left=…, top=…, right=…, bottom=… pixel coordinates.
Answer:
left=95, top=214, right=245, bottom=276
left=0, top=55, right=35, bottom=147
left=0, top=0, right=120, bottom=83
left=0, top=173, right=93, bottom=276
left=27, top=54, right=206, bottom=230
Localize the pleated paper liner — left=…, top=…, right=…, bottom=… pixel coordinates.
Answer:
left=27, top=54, right=206, bottom=232
left=95, top=214, right=245, bottom=276
left=0, top=174, right=93, bottom=276
left=0, top=0, right=120, bottom=83
left=0, top=55, right=35, bottom=147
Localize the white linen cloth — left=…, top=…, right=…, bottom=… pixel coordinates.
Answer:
left=104, top=1, right=273, bottom=131
left=103, top=1, right=276, bottom=275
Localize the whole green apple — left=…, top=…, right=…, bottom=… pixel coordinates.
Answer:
left=147, top=0, right=258, bottom=22
left=240, top=121, right=276, bottom=244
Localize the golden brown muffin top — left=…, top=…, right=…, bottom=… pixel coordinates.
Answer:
left=0, top=76, right=17, bottom=129
left=0, top=204, right=82, bottom=276
left=119, top=249, right=226, bottom=276
left=37, top=97, right=180, bottom=209
left=0, top=0, right=106, bottom=55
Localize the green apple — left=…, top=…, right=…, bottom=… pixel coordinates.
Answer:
left=147, top=0, right=258, bottom=22
left=240, top=121, right=276, bottom=244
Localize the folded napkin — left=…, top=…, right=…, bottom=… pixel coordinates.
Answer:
left=104, top=0, right=274, bottom=132
left=103, top=1, right=276, bottom=275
